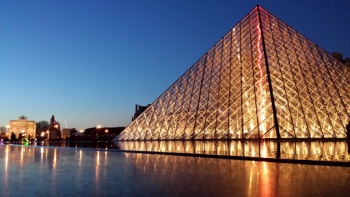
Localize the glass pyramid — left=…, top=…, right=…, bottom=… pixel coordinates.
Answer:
left=116, top=5, right=350, bottom=140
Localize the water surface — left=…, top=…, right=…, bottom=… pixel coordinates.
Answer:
left=1, top=144, right=350, bottom=196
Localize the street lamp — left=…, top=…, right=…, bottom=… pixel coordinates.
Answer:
left=6, top=124, right=10, bottom=134
left=96, top=125, right=101, bottom=140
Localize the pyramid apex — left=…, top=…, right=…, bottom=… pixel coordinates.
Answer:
left=254, top=5, right=264, bottom=13
left=255, top=5, right=267, bottom=11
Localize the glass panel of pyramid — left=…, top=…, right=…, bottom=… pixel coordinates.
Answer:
left=116, top=5, right=350, bottom=140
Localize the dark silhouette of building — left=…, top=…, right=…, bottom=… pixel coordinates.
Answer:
left=332, top=52, right=350, bottom=68
left=48, top=115, right=61, bottom=141
left=132, top=104, right=150, bottom=121
left=78, top=127, right=125, bottom=141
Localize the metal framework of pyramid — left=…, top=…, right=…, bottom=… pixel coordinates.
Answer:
left=116, top=5, right=350, bottom=140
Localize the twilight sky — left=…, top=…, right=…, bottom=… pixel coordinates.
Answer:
left=1, top=0, right=349, bottom=130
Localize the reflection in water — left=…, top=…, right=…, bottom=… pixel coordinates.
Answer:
left=123, top=152, right=350, bottom=196
left=115, top=140, right=350, bottom=162
left=37, top=141, right=118, bottom=149
left=0, top=145, right=104, bottom=196
left=4, top=145, right=9, bottom=191
left=1, top=144, right=350, bottom=196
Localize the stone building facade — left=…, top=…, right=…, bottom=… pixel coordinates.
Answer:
left=8, top=116, right=36, bottom=139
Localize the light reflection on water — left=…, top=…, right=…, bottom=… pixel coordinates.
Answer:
left=2, top=144, right=350, bottom=196
left=13, top=139, right=350, bottom=162
left=115, top=140, right=350, bottom=162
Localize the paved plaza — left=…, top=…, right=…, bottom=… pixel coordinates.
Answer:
left=1, top=144, right=350, bottom=197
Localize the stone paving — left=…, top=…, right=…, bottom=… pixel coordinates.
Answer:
left=1, top=144, right=350, bottom=197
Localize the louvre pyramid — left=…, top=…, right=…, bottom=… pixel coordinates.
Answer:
left=116, top=5, right=350, bottom=140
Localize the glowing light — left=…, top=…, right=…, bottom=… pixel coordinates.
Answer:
left=256, top=22, right=267, bottom=137
left=251, top=148, right=256, bottom=157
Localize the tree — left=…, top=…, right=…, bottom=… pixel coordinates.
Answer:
left=36, top=121, right=50, bottom=131
left=70, top=128, right=78, bottom=133
left=0, top=126, right=7, bottom=140
left=36, top=121, right=50, bottom=139
left=0, top=126, right=6, bottom=134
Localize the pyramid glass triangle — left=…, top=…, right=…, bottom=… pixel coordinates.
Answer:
left=116, top=5, right=350, bottom=140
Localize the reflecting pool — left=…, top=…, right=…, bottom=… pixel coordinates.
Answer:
left=1, top=144, right=350, bottom=196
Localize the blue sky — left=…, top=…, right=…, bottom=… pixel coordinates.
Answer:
left=1, top=0, right=349, bottom=130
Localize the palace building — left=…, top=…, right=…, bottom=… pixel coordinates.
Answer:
left=8, top=116, right=36, bottom=139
